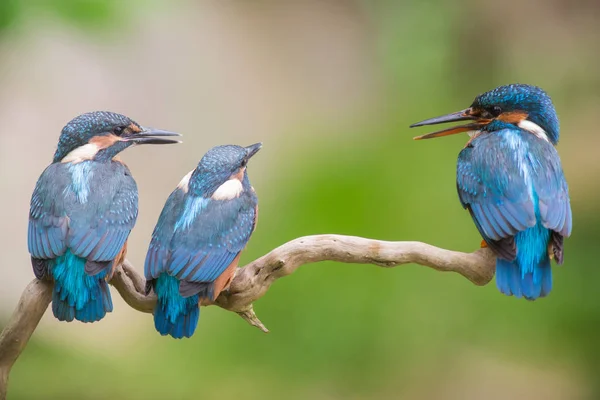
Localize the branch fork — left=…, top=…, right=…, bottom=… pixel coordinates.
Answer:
left=0, top=234, right=496, bottom=399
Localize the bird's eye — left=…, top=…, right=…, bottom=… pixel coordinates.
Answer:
left=114, top=126, right=125, bottom=136
left=240, top=159, right=248, bottom=167
left=491, top=106, right=502, bottom=117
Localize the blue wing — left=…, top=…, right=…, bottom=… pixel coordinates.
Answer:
left=28, top=164, right=71, bottom=261
left=530, top=142, right=572, bottom=238
left=457, top=131, right=536, bottom=240
left=456, top=130, right=571, bottom=259
left=29, top=161, right=138, bottom=275
left=457, top=130, right=571, bottom=256
left=145, top=188, right=257, bottom=285
left=66, top=162, right=138, bottom=265
left=144, top=189, right=186, bottom=281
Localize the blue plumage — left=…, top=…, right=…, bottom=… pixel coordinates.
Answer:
left=457, top=127, right=570, bottom=299
left=51, top=250, right=113, bottom=322
left=153, top=274, right=199, bottom=338
left=30, top=161, right=138, bottom=322
left=473, top=84, right=560, bottom=144
left=145, top=143, right=261, bottom=338
left=411, top=84, right=572, bottom=300
left=28, top=111, right=179, bottom=323
left=496, top=219, right=552, bottom=299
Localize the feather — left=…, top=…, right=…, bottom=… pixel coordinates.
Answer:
left=144, top=171, right=258, bottom=337
left=457, top=129, right=571, bottom=299
left=28, top=161, right=139, bottom=323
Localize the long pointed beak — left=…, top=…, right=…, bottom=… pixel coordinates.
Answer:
left=128, top=128, right=182, bottom=145
left=412, top=122, right=485, bottom=140
left=245, top=142, right=262, bottom=158
left=410, top=109, right=475, bottom=128
left=409, top=108, right=487, bottom=140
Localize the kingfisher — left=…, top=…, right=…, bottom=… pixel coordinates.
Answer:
left=144, top=143, right=261, bottom=338
left=410, top=84, right=572, bottom=300
left=28, top=111, right=180, bottom=322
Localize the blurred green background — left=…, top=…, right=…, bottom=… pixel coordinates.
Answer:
left=1, top=1, right=599, bottom=399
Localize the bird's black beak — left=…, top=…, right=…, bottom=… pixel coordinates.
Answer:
left=127, top=128, right=182, bottom=145
left=245, top=142, right=262, bottom=159
left=410, top=108, right=488, bottom=140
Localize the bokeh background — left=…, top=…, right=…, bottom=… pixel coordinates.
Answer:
left=1, top=1, right=599, bottom=399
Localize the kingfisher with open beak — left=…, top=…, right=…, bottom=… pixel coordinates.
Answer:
left=144, top=143, right=261, bottom=338
left=410, top=84, right=572, bottom=300
left=28, top=111, right=180, bottom=322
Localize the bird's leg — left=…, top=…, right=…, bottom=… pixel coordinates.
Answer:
left=548, top=243, right=554, bottom=260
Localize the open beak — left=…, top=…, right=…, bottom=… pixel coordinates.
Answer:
left=245, top=142, right=262, bottom=159
left=410, top=108, right=487, bottom=140
left=128, top=128, right=182, bottom=145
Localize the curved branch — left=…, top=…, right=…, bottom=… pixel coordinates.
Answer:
left=0, top=279, right=53, bottom=399
left=111, top=235, right=496, bottom=331
left=0, top=235, right=496, bottom=399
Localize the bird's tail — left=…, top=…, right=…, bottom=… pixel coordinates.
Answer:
left=153, top=273, right=199, bottom=339
left=495, top=257, right=552, bottom=300
left=50, top=250, right=113, bottom=322
left=495, top=223, right=552, bottom=300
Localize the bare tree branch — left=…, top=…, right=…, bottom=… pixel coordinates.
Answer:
left=0, top=234, right=495, bottom=399
left=0, top=279, right=53, bottom=399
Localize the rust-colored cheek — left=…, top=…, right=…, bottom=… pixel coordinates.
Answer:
left=90, top=134, right=121, bottom=149
left=497, top=111, right=529, bottom=124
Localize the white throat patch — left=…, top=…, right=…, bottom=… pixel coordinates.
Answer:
left=518, top=120, right=550, bottom=142
left=61, top=143, right=100, bottom=163
left=212, top=179, right=244, bottom=200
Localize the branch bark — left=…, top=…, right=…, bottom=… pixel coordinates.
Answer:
left=0, top=279, right=52, bottom=400
left=0, top=235, right=495, bottom=398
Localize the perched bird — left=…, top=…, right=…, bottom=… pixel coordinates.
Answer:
left=28, top=111, right=180, bottom=322
left=410, top=84, right=572, bottom=300
left=144, top=143, right=261, bottom=338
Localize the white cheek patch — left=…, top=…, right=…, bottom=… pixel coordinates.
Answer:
left=61, top=143, right=100, bottom=163
left=518, top=120, right=550, bottom=142
left=177, top=170, right=194, bottom=193
left=212, top=179, right=243, bottom=200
